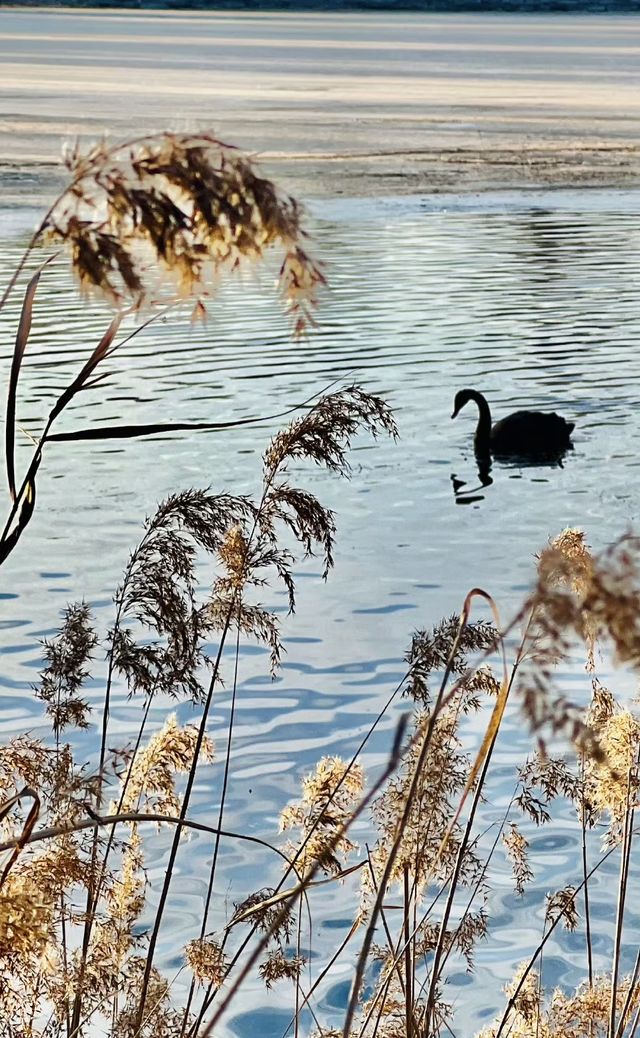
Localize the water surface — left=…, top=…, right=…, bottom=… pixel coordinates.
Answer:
left=1, top=189, right=639, bottom=1033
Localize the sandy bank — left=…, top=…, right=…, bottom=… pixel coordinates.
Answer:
left=1, top=7, right=639, bottom=201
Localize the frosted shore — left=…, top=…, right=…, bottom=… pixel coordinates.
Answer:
left=1, top=6, right=639, bottom=200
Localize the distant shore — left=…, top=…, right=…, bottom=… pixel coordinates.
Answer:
left=1, top=7, right=639, bottom=203
left=3, top=0, right=640, bottom=10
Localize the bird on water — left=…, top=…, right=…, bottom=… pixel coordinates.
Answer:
left=451, top=389, right=575, bottom=458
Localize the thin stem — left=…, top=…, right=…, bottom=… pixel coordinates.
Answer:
left=368, top=970, right=397, bottom=1038
left=0, top=810, right=295, bottom=860
left=535, top=910, right=546, bottom=1038
left=423, top=637, right=523, bottom=1031
left=180, top=624, right=242, bottom=1036
left=343, top=589, right=504, bottom=1038
left=294, top=900, right=304, bottom=1038
left=494, top=836, right=633, bottom=1038
left=580, top=754, right=594, bottom=990
left=196, top=715, right=408, bottom=1038
left=413, top=811, right=519, bottom=1033
left=628, top=990, right=640, bottom=1038
left=423, top=702, right=501, bottom=1026
left=615, top=946, right=640, bottom=1038
left=204, top=624, right=241, bottom=925
left=135, top=611, right=235, bottom=1029
left=403, top=866, right=414, bottom=1038
left=356, top=850, right=409, bottom=1038
left=69, top=584, right=130, bottom=1037
left=191, top=605, right=454, bottom=1032
left=437, top=799, right=518, bottom=979
left=0, top=218, right=52, bottom=314
left=51, top=645, right=73, bottom=1037
left=609, top=762, right=636, bottom=1038
left=189, top=664, right=411, bottom=1036
left=280, top=920, right=360, bottom=1038
left=138, top=453, right=281, bottom=1028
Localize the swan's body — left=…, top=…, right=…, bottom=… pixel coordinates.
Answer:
left=451, top=389, right=574, bottom=457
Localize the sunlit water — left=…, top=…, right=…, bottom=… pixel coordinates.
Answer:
left=2, top=190, right=640, bottom=1034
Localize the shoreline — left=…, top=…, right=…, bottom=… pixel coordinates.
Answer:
left=264, top=141, right=640, bottom=197
left=2, top=142, right=640, bottom=206
left=3, top=1, right=640, bottom=10
left=1, top=8, right=639, bottom=202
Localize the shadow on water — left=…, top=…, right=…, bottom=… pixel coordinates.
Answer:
left=451, top=461, right=494, bottom=506
left=451, top=443, right=574, bottom=505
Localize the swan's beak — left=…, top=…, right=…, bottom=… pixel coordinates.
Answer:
left=451, top=408, right=458, bottom=420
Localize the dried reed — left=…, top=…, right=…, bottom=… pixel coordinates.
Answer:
left=6, top=463, right=640, bottom=1038
left=1, top=131, right=325, bottom=569
left=4, top=129, right=640, bottom=1038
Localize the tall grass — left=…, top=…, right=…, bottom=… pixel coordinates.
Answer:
left=2, top=131, right=640, bottom=1038
left=4, top=521, right=640, bottom=1037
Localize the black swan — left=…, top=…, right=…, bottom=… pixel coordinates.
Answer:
left=451, top=389, right=575, bottom=457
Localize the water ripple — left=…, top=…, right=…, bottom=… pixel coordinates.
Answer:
left=1, top=189, right=639, bottom=1034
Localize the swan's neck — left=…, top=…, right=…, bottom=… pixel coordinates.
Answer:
left=469, top=391, right=492, bottom=451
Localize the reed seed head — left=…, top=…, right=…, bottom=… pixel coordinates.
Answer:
left=46, top=132, right=325, bottom=330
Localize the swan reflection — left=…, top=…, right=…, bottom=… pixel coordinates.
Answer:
left=451, top=458, right=493, bottom=505
left=451, top=442, right=573, bottom=505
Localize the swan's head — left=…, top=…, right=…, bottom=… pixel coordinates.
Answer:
left=451, top=389, right=475, bottom=419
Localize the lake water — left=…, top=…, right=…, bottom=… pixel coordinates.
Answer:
left=2, top=189, right=640, bottom=1034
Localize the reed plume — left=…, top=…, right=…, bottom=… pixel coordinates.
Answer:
left=4, top=132, right=325, bottom=332
left=1, top=131, right=326, bottom=572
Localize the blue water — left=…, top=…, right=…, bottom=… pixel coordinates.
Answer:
left=1, top=189, right=639, bottom=1034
